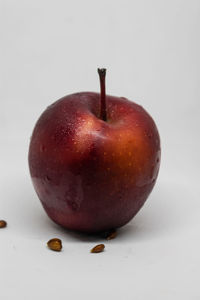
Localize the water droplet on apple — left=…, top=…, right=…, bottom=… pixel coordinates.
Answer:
left=146, top=132, right=152, bottom=139
left=67, top=200, right=79, bottom=211
left=45, top=175, right=51, bottom=182
left=40, top=145, right=46, bottom=152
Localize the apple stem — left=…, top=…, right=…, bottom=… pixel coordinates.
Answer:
left=98, top=68, right=107, bottom=121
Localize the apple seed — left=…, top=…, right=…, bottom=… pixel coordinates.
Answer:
left=106, top=230, right=117, bottom=240
left=90, top=244, right=105, bottom=253
left=47, top=238, right=62, bottom=251
left=0, top=220, right=7, bottom=228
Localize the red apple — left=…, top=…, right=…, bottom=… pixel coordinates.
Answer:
left=28, top=69, right=161, bottom=233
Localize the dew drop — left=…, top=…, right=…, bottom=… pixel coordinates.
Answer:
left=40, top=145, right=46, bottom=152
left=68, top=200, right=79, bottom=211
left=45, top=175, right=51, bottom=182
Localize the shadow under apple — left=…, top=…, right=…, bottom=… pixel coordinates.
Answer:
left=3, top=175, right=194, bottom=243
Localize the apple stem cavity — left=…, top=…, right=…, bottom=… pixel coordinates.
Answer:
left=98, top=68, right=107, bottom=121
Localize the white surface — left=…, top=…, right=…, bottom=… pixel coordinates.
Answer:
left=0, top=0, right=200, bottom=299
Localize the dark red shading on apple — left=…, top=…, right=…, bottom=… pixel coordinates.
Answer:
left=28, top=69, right=161, bottom=233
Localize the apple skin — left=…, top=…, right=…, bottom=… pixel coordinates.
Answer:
left=28, top=92, right=161, bottom=233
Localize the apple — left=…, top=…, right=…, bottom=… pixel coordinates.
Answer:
left=28, top=69, right=161, bottom=233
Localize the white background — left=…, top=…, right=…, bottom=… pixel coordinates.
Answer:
left=0, top=0, right=200, bottom=299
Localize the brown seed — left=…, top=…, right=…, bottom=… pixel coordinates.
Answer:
left=0, top=220, right=7, bottom=228
left=90, top=244, right=105, bottom=253
left=106, top=230, right=117, bottom=240
left=101, top=229, right=117, bottom=240
left=47, top=238, right=62, bottom=252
